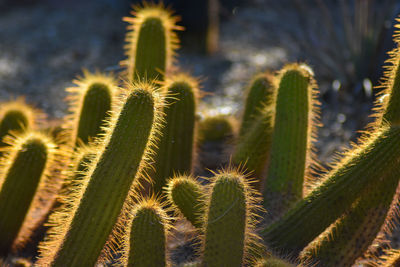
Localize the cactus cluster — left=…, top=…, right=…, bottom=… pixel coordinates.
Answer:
left=1, top=2, right=400, bottom=267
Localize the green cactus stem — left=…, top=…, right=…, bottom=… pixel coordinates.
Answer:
left=263, top=63, right=319, bottom=217
left=233, top=108, right=274, bottom=188
left=127, top=197, right=170, bottom=267
left=202, top=169, right=262, bottom=266
left=122, top=3, right=181, bottom=81
left=37, top=81, right=164, bottom=266
left=0, top=132, right=56, bottom=256
left=239, top=72, right=275, bottom=137
left=66, top=70, right=117, bottom=147
left=262, top=125, right=400, bottom=257
left=0, top=99, right=42, bottom=148
left=166, top=175, right=205, bottom=228
left=150, top=74, right=198, bottom=194
left=254, top=256, right=294, bottom=267
left=197, top=114, right=236, bottom=144
left=299, top=166, right=400, bottom=266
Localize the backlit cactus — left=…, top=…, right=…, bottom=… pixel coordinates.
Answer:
left=197, top=114, right=236, bottom=144
left=0, top=132, right=57, bottom=256
left=151, top=74, right=198, bottom=194
left=262, top=125, right=400, bottom=256
left=239, top=72, right=275, bottom=137
left=0, top=99, right=42, bottom=148
left=166, top=175, right=205, bottom=228
left=37, top=81, right=164, bottom=266
left=263, top=64, right=319, bottom=217
left=202, top=169, right=263, bottom=266
left=65, top=70, right=117, bottom=147
left=254, top=256, right=294, bottom=267
left=127, top=197, right=170, bottom=267
left=122, top=3, right=181, bottom=81
left=233, top=108, right=274, bottom=188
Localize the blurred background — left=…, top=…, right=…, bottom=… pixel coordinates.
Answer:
left=0, top=0, right=399, bottom=164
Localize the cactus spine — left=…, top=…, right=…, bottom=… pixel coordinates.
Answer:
left=263, top=64, right=318, bottom=217
left=151, top=74, right=198, bottom=193
left=239, top=72, right=275, bottom=137
left=262, top=125, right=400, bottom=256
left=166, top=175, right=205, bottom=228
left=254, top=256, right=294, bottom=267
left=0, top=132, right=56, bottom=256
left=66, top=70, right=117, bottom=147
left=202, top=169, right=262, bottom=266
left=127, top=197, right=170, bottom=267
left=37, top=81, right=163, bottom=266
left=122, top=3, right=181, bottom=81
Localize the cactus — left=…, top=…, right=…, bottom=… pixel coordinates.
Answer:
left=65, top=70, right=117, bottom=147
left=150, top=74, right=198, bottom=194
left=37, top=81, right=164, bottom=266
left=299, top=26, right=400, bottom=266
left=254, top=256, right=294, bottom=267
left=239, top=72, right=276, bottom=137
left=263, top=63, right=319, bottom=217
left=127, top=197, right=170, bottom=267
left=166, top=175, right=205, bottom=228
left=197, top=114, right=236, bottom=144
left=0, top=132, right=57, bottom=256
left=0, top=99, right=42, bottom=148
left=233, top=108, right=274, bottom=188
left=262, top=125, right=400, bottom=256
left=202, top=168, right=263, bottom=266
left=122, top=3, right=181, bottom=81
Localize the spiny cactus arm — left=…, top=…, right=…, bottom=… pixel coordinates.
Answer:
left=370, top=248, right=400, bottom=267
left=374, top=19, right=400, bottom=126
left=122, top=3, right=181, bottom=81
left=65, top=70, right=117, bottom=147
left=233, top=108, right=274, bottom=187
left=127, top=197, right=171, bottom=267
left=254, top=256, right=295, bottom=267
left=0, top=98, right=44, bottom=147
left=151, top=74, right=198, bottom=194
left=0, top=132, right=57, bottom=256
left=36, top=81, right=164, bottom=266
left=263, top=63, right=320, bottom=217
left=165, top=175, right=205, bottom=228
left=239, top=72, right=276, bottom=137
left=299, top=167, right=400, bottom=267
left=197, top=114, right=236, bottom=144
left=202, top=168, right=264, bottom=267
left=262, top=125, right=400, bottom=257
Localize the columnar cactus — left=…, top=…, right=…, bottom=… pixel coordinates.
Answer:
left=37, top=81, right=164, bottom=266
left=127, top=197, right=170, bottom=267
left=262, top=125, right=400, bottom=256
left=166, top=175, right=205, bottom=228
left=0, top=132, right=57, bottom=256
left=197, top=114, right=236, bottom=144
left=122, top=3, right=181, bottom=81
left=151, top=74, right=198, bottom=194
left=202, top=169, right=263, bottom=266
left=65, top=70, right=117, bottom=147
left=0, top=99, right=42, bottom=148
left=299, top=28, right=400, bottom=266
left=233, top=108, right=274, bottom=187
left=239, top=72, right=275, bottom=137
left=254, top=256, right=294, bottom=267
left=263, top=63, right=319, bottom=217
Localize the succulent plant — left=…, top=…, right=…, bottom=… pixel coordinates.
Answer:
left=121, top=3, right=181, bottom=82
left=37, top=81, right=164, bottom=266
left=65, top=70, right=117, bottom=147
left=127, top=197, right=170, bottom=267
left=0, top=132, right=57, bottom=256
left=166, top=175, right=205, bottom=229
left=201, top=168, right=263, bottom=266
left=150, top=74, right=198, bottom=194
